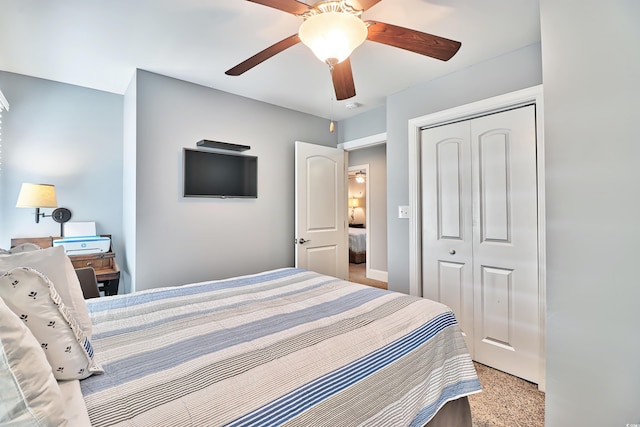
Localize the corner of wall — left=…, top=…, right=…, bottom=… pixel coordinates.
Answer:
left=122, top=72, right=138, bottom=293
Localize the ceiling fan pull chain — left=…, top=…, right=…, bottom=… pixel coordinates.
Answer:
left=329, top=90, right=335, bottom=133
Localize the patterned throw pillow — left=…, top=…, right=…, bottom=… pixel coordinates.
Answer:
left=0, top=245, right=93, bottom=338
left=0, top=296, right=69, bottom=426
left=0, top=267, right=103, bottom=380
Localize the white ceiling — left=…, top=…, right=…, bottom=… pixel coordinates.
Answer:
left=0, top=0, right=540, bottom=121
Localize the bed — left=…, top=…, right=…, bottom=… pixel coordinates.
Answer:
left=1, top=246, right=481, bottom=427
left=348, top=227, right=366, bottom=264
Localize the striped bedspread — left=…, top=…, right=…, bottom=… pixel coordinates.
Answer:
left=80, top=268, right=480, bottom=426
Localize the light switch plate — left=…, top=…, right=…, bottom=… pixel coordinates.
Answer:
left=398, top=205, right=410, bottom=219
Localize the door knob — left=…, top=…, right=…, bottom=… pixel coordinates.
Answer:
left=449, top=249, right=456, bottom=255
left=299, top=238, right=311, bottom=244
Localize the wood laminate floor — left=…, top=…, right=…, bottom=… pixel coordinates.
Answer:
left=348, top=262, right=387, bottom=290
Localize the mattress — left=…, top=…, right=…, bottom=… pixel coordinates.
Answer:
left=348, top=227, right=366, bottom=253
left=79, top=268, right=480, bottom=426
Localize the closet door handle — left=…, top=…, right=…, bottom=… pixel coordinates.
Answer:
left=449, top=249, right=456, bottom=255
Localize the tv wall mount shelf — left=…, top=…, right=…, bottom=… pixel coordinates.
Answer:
left=197, top=139, right=250, bottom=152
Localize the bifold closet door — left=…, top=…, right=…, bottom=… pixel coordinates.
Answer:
left=421, top=105, right=539, bottom=383
left=421, top=120, right=475, bottom=352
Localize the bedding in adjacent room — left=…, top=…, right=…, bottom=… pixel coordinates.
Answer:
left=348, top=227, right=366, bottom=264
left=348, top=227, right=366, bottom=253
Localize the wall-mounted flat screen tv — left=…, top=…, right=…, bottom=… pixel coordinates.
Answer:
left=183, top=148, right=258, bottom=198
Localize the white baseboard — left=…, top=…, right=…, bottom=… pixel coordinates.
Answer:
left=367, top=268, right=388, bottom=283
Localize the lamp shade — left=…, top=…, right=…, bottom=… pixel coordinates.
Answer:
left=16, top=183, right=57, bottom=208
left=348, top=197, right=360, bottom=208
left=299, top=12, right=368, bottom=64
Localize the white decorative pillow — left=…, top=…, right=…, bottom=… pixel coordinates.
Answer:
left=9, top=242, right=42, bottom=253
left=0, top=296, right=69, bottom=426
left=0, top=245, right=92, bottom=338
left=0, top=267, right=103, bottom=380
left=0, top=248, right=10, bottom=255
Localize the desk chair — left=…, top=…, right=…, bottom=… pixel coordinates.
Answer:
left=75, top=267, right=100, bottom=299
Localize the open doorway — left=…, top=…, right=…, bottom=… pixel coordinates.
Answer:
left=347, top=165, right=386, bottom=289
left=341, top=135, right=388, bottom=289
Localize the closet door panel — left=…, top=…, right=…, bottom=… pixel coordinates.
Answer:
left=477, top=131, right=510, bottom=242
left=479, top=265, right=514, bottom=350
left=421, top=121, right=474, bottom=351
left=438, top=141, right=464, bottom=239
left=471, top=105, right=539, bottom=383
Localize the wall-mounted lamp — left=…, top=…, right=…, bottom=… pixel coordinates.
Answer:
left=355, top=171, right=365, bottom=183
left=348, top=197, right=360, bottom=223
left=16, top=183, right=72, bottom=227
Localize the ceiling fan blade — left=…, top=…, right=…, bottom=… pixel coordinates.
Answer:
left=225, top=34, right=301, bottom=76
left=347, top=0, right=382, bottom=11
left=246, top=0, right=311, bottom=15
left=331, top=58, right=356, bottom=100
left=365, top=21, right=461, bottom=61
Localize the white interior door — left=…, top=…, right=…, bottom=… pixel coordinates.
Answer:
left=421, top=105, right=540, bottom=383
left=295, top=141, right=348, bottom=280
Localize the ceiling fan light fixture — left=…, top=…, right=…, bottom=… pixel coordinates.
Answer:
left=299, top=12, right=367, bottom=65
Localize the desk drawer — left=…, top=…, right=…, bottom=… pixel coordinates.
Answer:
left=69, top=253, right=115, bottom=270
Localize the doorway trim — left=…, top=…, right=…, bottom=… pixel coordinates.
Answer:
left=338, top=132, right=386, bottom=151
left=339, top=132, right=388, bottom=282
left=407, top=85, right=546, bottom=390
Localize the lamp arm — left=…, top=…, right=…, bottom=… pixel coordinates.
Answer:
left=34, top=208, right=59, bottom=223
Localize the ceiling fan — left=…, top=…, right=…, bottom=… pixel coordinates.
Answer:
left=225, top=0, right=462, bottom=101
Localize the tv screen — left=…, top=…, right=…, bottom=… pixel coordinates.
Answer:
left=183, top=148, right=257, bottom=198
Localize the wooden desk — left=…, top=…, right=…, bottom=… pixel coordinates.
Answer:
left=68, top=252, right=120, bottom=296
left=10, top=235, right=120, bottom=296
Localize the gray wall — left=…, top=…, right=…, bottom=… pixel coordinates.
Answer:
left=129, top=70, right=336, bottom=291
left=382, top=43, right=542, bottom=294
left=0, top=71, right=124, bottom=270
left=0, top=69, right=336, bottom=294
left=338, top=105, right=386, bottom=142
left=348, top=144, right=387, bottom=273
left=540, top=1, right=640, bottom=425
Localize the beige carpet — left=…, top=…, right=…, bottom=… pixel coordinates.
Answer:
left=469, top=362, right=545, bottom=427
left=348, top=262, right=387, bottom=290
